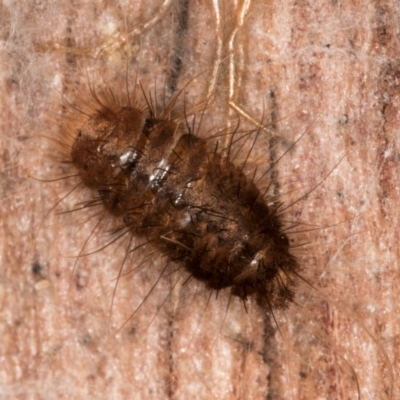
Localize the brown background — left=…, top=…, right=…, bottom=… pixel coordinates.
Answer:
left=1, top=0, right=399, bottom=399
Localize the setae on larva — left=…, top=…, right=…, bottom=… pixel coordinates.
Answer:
left=1, top=0, right=396, bottom=398
left=66, top=88, right=300, bottom=310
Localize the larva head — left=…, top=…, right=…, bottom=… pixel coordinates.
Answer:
left=231, top=221, right=299, bottom=310
left=70, top=104, right=145, bottom=190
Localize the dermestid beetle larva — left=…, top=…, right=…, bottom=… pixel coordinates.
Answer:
left=65, top=87, right=301, bottom=311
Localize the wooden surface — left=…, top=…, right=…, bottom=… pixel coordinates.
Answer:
left=1, top=0, right=399, bottom=399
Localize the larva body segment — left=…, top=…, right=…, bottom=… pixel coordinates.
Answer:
left=70, top=95, right=300, bottom=309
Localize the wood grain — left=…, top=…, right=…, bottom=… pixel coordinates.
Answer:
left=1, top=1, right=399, bottom=399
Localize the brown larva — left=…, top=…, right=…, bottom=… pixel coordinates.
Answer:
left=64, top=85, right=300, bottom=310
left=37, top=75, right=392, bottom=399
left=1, top=0, right=398, bottom=399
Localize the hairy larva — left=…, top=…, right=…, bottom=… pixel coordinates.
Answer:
left=62, top=82, right=303, bottom=309
left=1, top=0, right=399, bottom=399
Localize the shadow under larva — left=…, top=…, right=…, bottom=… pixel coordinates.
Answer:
left=1, top=0, right=398, bottom=399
